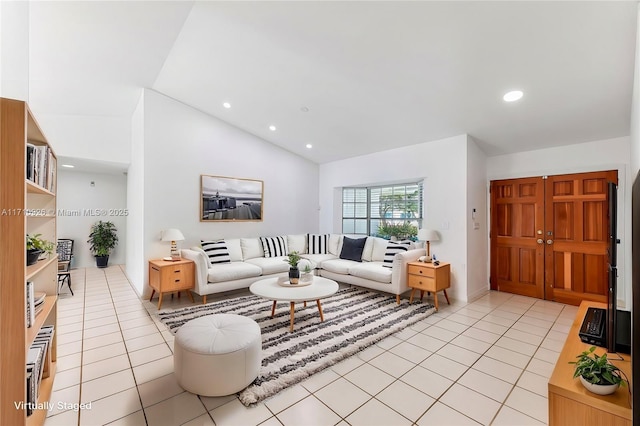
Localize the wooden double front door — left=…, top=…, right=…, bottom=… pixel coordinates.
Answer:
left=490, top=170, right=617, bottom=306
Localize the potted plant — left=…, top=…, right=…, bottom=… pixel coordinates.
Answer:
left=569, top=346, right=627, bottom=395
left=87, top=221, right=118, bottom=268
left=26, top=234, right=54, bottom=266
left=377, top=222, right=418, bottom=241
left=285, top=251, right=301, bottom=284
left=298, top=259, right=314, bottom=283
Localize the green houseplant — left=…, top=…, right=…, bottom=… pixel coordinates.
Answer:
left=87, top=221, right=118, bottom=268
left=569, top=346, right=627, bottom=395
left=26, top=234, right=54, bottom=266
left=285, top=251, right=301, bottom=284
left=377, top=222, right=418, bottom=240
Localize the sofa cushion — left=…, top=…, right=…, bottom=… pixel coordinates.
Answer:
left=328, top=234, right=343, bottom=256
left=245, top=257, right=290, bottom=275
left=349, top=262, right=392, bottom=284
left=201, top=240, right=231, bottom=264
left=287, top=234, right=307, bottom=254
left=300, top=253, right=336, bottom=268
left=260, top=236, right=289, bottom=258
left=383, top=241, right=412, bottom=268
left=241, top=238, right=264, bottom=260
left=308, top=233, right=329, bottom=254
left=322, top=258, right=356, bottom=275
left=207, top=262, right=262, bottom=283
left=361, top=237, right=374, bottom=261
left=226, top=238, right=243, bottom=262
left=339, top=236, right=367, bottom=262
left=371, top=237, right=389, bottom=262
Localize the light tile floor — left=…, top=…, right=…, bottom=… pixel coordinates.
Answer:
left=44, top=266, right=577, bottom=425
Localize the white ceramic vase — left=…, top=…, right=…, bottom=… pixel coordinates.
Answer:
left=579, top=376, right=619, bottom=395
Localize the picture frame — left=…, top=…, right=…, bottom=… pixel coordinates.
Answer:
left=200, top=175, right=264, bottom=222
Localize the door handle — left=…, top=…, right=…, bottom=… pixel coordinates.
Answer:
left=546, top=239, right=553, bottom=245
left=537, top=239, right=544, bottom=244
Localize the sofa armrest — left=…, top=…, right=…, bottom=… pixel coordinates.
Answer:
left=181, top=248, right=209, bottom=294
left=391, top=248, right=427, bottom=292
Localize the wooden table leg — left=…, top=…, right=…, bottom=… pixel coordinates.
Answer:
left=434, top=291, right=439, bottom=311
left=316, top=300, right=324, bottom=322
left=304, top=301, right=307, bottom=308
left=149, top=289, right=155, bottom=301
left=290, top=302, right=295, bottom=332
left=157, top=293, right=164, bottom=310
left=396, top=294, right=400, bottom=305
left=186, top=291, right=194, bottom=303
left=443, top=289, right=451, bottom=305
left=271, top=301, right=277, bottom=317
left=419, top=290, right=424, bottom=301
left=409, top=288, right=415, bottom=304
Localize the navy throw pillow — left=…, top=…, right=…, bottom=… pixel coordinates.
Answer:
left=339, top=236, right=367, bottom=262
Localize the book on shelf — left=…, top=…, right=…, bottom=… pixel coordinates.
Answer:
left=25, top=325, right=55, bottom=415
left=26, top=142, right=56, bottom=192
left=26, top=282, right=34, bottom=328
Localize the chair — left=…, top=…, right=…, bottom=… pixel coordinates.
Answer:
left=57, top=239, right=74, bottom=295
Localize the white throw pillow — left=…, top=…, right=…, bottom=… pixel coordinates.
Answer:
left=287, top=234, right=307, bottom=254
left=308, top=233, right=329, bottom=254
left=225, top=238, right=243, bottom=261
left=361, top=237, right=374, bottom=262
left=241, top=238, right=264, bottom=260
left=201, top=240, right=231, bottom=264
left=328, top=234, right=343, bottom=256
left=371, top=237, right=389, bottom=262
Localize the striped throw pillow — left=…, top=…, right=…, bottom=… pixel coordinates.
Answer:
left=308, top=233, right=329, bottom=254
left=201, top=240, right=231, bottom=264
left=260, top=236, right=288, bottom=258
left=382, top=241, right=411, bottom=268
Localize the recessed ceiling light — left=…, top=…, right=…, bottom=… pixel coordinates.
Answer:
left=503, top=90, right=524, bottom=102
left=269, top=125, right=277, bottom=131
left=223, top=102, right=231, bottom=109
left=61, top=164, right=74, bottom=168
left=306, top=144, right=312, bottom=149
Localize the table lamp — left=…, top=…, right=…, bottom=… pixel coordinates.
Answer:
left=161, top=228, right=185, bottom=261
left=417, top=228, right=439, bottom=257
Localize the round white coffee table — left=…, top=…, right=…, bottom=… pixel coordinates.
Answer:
left=250, top=276, right=339, bottom=332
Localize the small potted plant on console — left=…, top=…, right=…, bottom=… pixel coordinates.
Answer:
left=569, top=346, right=627, bottom=395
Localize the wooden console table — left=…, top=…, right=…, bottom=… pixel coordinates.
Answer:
left=548, top=301, right=632, bottom=425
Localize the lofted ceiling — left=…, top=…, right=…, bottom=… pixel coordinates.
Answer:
left=26, top=1, right=638, bottom=165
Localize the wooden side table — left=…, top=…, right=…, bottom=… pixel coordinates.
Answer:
left=407, top=261, right=451, bottom=310
left=148, top=258, right=195, bottom=309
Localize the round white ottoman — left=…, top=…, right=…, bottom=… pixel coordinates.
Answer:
left=174, top=314, right=261, bottom=396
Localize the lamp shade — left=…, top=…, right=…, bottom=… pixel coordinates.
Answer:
left=161, top=229, right=185, bottom=242
left=417, top=228, right=439, bottom=242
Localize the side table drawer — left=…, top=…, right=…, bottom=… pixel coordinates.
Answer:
left=407, top=264, right=436, bottom=278
left=408, top=274, right=435, bottom=291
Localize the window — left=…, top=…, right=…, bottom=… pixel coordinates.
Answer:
left=342, top=182, right=423, bottom=237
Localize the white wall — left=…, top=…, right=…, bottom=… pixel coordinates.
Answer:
left=127, top=89, right=320, bottom=296
left=57, top=170, right=127, bottom=268
left=487, top=136, right=632, bottom=308
left=466, top=137, right=488, bottom=301
left=319, top=135, right=471, bottom=301
left=631, top=5, right=640, bottom=177
left=35, top=114, right=132, bottom=165
left=0, top=1, right=29, bottom=100
left=126, top=92, right=145, bottom=295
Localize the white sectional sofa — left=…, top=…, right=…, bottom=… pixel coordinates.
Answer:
left=181, top=234, right=425, bottom=304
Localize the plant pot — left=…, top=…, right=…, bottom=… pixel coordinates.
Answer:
left=26, top=249, right=43, bottom=266
left=289, top=267, right=300, bottom=284
left=579, top=375, right=620, bottom=395
left=96, top=255, right=109, bottom=268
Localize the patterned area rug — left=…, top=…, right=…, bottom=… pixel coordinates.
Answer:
left=158, top=287, right=435, bottom=406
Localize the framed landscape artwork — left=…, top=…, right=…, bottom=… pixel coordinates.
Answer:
left=200, top=175, right=264, bottom=222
